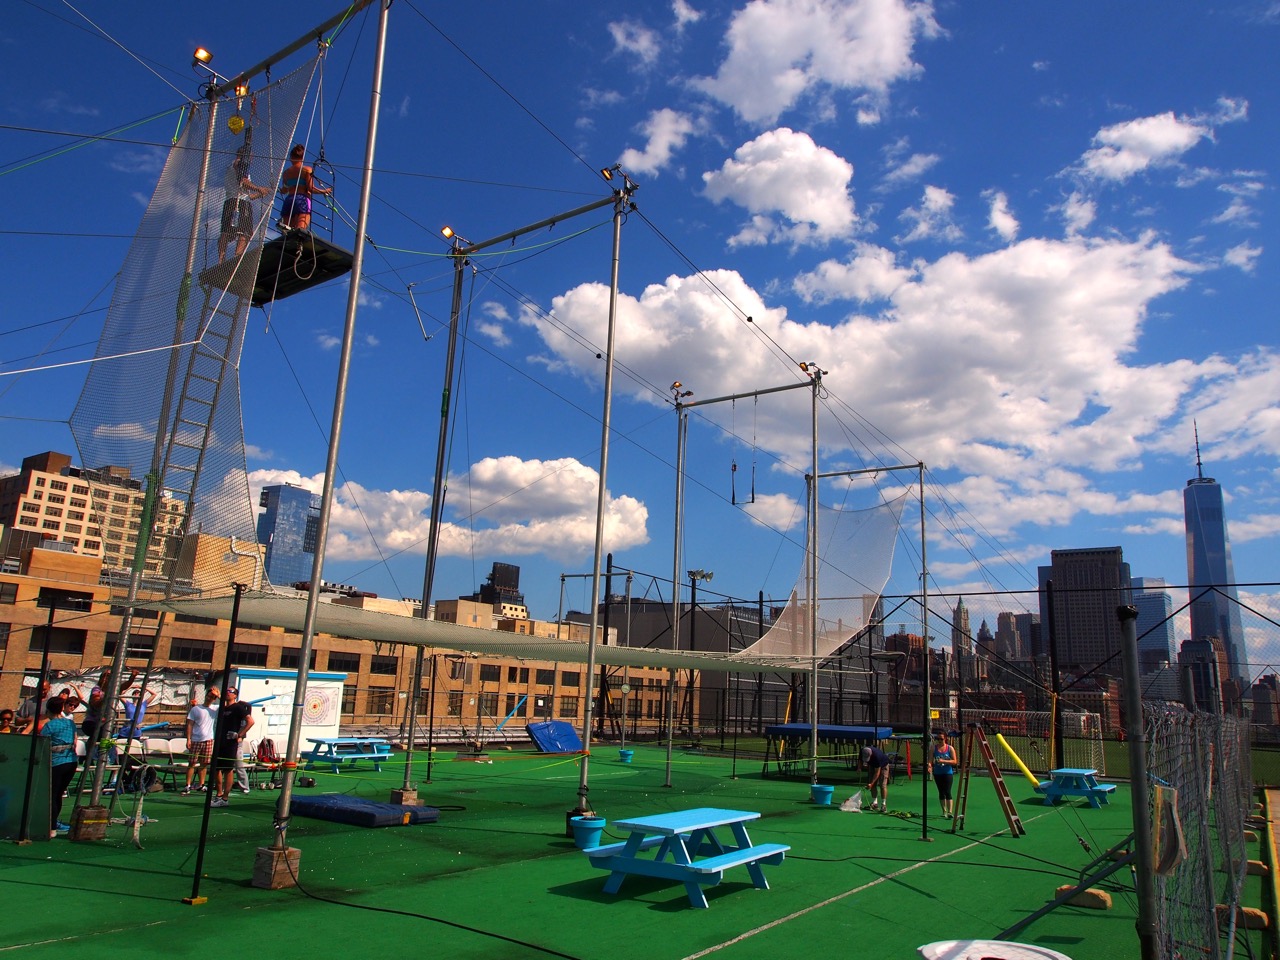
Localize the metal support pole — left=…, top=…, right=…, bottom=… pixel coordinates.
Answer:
left=1118, top=604, right=1158, bottom=960
left=269, top=0, right=391, bottom=867
left=17, top=596, right=58, bottom=845
left=918, top=462, right=931, bottom=842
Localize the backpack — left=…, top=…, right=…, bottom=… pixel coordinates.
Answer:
left=256, top=738, right=280, bottom=764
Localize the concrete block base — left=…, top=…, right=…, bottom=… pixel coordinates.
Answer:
left=252, top=846, right=302, bottom=890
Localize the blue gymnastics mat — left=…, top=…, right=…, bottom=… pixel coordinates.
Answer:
left=290, top=793, right=440, bottom=828
left=525, top=720, right=584, bottom=753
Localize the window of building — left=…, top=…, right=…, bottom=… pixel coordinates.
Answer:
left=35, top=477, right=45, bottom=486
left=38, top=588, right=92, bottom=612
left=0, top=622, right=9, bottom=651
left=84, top=540, right=100, bottom=550
left=31, top=491, right=43, bottom=500
left=29, top=627, right=88, bottom=656
left=508, top=666, right=529, bottom=684
left=327, top=651, right=360, bottom=674
left=169, top=637, right=214, bottom=663
left=558, top=696, right=579, bottom=719
left=72, top=486, right=88, bottom=496
left=366, top=687, right=395, bottom=715
left=449, top=659, right=473, bottom=683
left=477, top=692, right=499, bottom=717
left=561, top=671, right=580, bottom=687
left=535, top=668, right=556, bottom=686
left=446, top=691, right=464, bottom=716
left=103, top=632, right=156, bottom=660
left=44, top=507, right=63, bottom=518
left=46, top=494, right=65, bottom=505
left=65, top=524, right=81, bottom=534
left=504, top=692, right=526, bottom=717
left=49, top=480, right=67, bottom=491
left=342, top=684, right=356, bottom=715
left=479, top=663, right=501, bottom=683
left=18, top=516, right=36, bottom=526
left=229, top=643, right=268, bottom=667
left=21, top=502, right=39, bottom=513
left=112, top=492, right=129, bottom=502
left=41, top=519, right=60, bottom=530
left=279, top=648, right=317, bottom=670
left=109, top=604, right=157, bottom=619
left=369, top=655, right=398, bottom=676
left=0, top=583, right=16, bottom=605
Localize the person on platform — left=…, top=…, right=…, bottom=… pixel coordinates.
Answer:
left=861, top=744, right=893, bottom=813
left=182, top=687, right=219, bottom=795
left=0, top=709, right=16, bottom=734
left=211, top=687, right=254, bottom=806
left=218, top=136, right=271, bottom=263
left=278, top=143, right=331, bottom=233
left=928, top=731, right=959, bottom=819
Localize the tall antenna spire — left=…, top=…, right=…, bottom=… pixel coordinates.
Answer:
left=1193, top=420, right=1204, bottom=479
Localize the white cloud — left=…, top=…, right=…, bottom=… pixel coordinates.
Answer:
left=1058, top=191, right=1096, bottom=235
left=619, top=109, right=699, bottom=175
left=109, top=148, right=166, bottom=176
left=1222, top=242, right=1262, bottom=273
left=1076, top=100, right=1248, bottom=183
left=691, top=0, right=940, bottom=125
left=673, top=0, right=702, bottom=31
left=702, top=128, right=857, bottom=246
left=522, top=231, right=1280, bottom=543
left=985, top=190, right=1019, bottom=242
left=897, top=184, right=961, bottom=243
left=742, top=492, right=804, bottom=532
left=794, top=242, right=914, bottom=303
left=1212, top=179, right=1264, bottom=227
left=608, top=19, right=661, bottom=66
left=316, top=334, right=340, bottom=350
left=880, top=150, right=940, bottom=190
left=397, top=95, right=410, bottom=119
left=248, top=455, right=650, bottom=565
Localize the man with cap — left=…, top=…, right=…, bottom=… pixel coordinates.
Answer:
left=211, top=687, right=254, bottom=806
left=861, top=743, right=893, bottom=812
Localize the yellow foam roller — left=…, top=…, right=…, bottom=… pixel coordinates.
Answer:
left=994, top=733, right=1042, bottom=788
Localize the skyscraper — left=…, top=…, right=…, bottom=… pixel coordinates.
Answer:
left=256, top=483, right=320, bottom=588
left=1132, top=576, right=1175, bottom=673
left=1038, top=546, right=1131, bottom=676
left=1184, top=436, right=1248, bottom=684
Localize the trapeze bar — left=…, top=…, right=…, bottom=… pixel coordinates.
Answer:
left=197, top=230, right=354, bottom=307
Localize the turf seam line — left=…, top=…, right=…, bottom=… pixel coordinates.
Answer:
left=680, top=809, right=1058, bottom=960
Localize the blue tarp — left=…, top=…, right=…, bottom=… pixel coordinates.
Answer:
left=526, top=720, right=584, bottom=753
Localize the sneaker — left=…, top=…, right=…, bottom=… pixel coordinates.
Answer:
left=210, top=797, right=228, bottom=808
left=239, top=788, right=251, bottom=795
left=180, top=787, right=191, bottom=796
left=55, top=821, right=71, bottom=832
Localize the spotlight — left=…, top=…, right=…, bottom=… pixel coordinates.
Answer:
left=193, top=47, right=213, bottom=67
left=601, top=165, right=618, bottom=182
left=441, top=226, right=455, bottom=239
left=234, top=82, right=249, bottom=98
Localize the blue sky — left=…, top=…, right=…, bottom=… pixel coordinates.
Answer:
left=2, top=2, right=1277, bottom=668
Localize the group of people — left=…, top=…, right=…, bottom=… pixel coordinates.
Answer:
left=217, top=134, right=331, bottom=263
left=2, top=674, right=255, bottom=836
left=181, top=685, right=255, bottom=807
left=859, top=731, right=958, bottom=818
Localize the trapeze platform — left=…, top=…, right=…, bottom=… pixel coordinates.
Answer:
left=197, top=230, right=354, bottom=307
left=761, top=723, right=893, bottom=779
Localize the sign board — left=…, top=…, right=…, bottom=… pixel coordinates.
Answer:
left=232, top=669, right=345, bottom=743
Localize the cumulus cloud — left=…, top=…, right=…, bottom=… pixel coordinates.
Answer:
left=702, top=127, right=857, bottom=245
left=518, top=231, right=1280, bottom=543
left=793, top=242, right=914, bottom=303
left=897, top=184, right=961, bottom=243
left=1058, top=191, right=1096, bottom=235
left=248, top=455, right=649, bottom=565
left=985, top=190, right=1019, bottom=242
left=1075, top=99, right=1248, bottom=183
left=691, top=0, right=940, bottom=125
left=619, top=108, right=699, bottom=175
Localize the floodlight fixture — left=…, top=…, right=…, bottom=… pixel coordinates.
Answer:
left=441, top=225, right=454, bottom=239
left=601, top=164, right=619, bottom=182
left=193, top=47, right=213, bottom=67
left=235, top=82, right=250, bottom=98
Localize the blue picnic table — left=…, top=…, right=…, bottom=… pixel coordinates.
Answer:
left=304, top=736, right=392, bottom=774
left=1035, top=768, right=1116, bottom=808
left=584, top=807, right=789, bottom=909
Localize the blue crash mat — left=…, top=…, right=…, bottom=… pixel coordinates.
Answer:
left=290, top=793, right=440, bottom=828
left=526, top=720, right=584, bottom=753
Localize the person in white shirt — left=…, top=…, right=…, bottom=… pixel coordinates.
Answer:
left=182, top=687, right=220, bottom=795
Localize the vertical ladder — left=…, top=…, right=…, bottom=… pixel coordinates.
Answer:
left=955, top=724, right=1025, bottom=837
